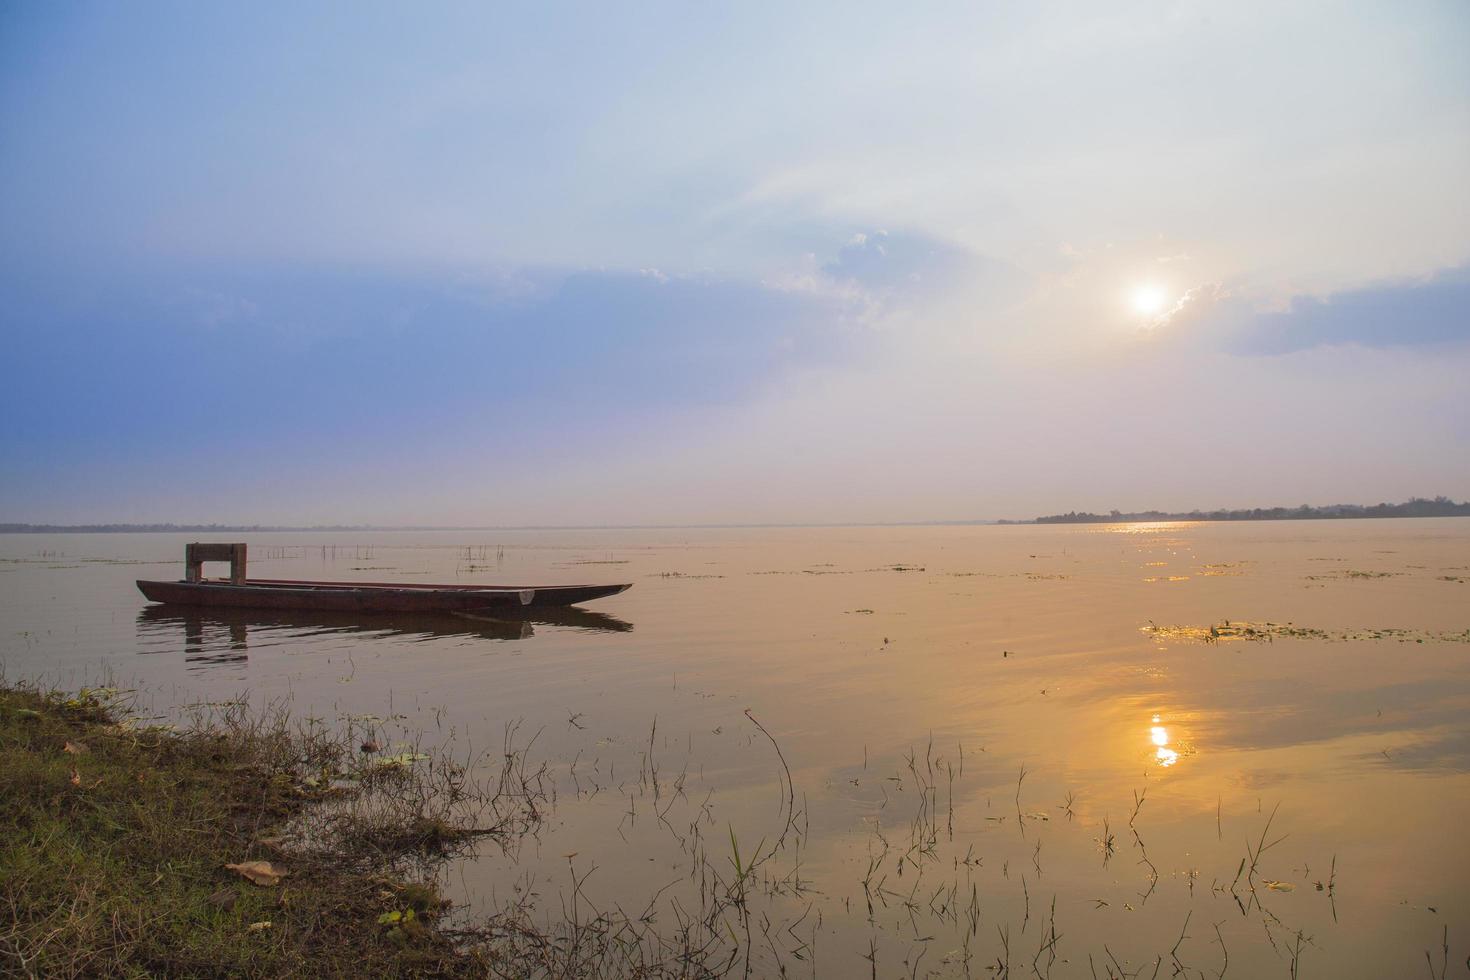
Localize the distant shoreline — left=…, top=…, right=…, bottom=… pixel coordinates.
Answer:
left=1011, top=497, right=1470, bottom=525
left=3, top=497, right=1468, bottom=532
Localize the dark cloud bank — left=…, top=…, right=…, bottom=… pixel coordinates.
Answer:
left=1175, top=264, right=1470, bottom=355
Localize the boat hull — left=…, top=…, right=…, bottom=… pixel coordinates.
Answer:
left=136, top=578, right=631, bottom=613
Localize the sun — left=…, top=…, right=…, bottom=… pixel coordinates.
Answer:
left=1131, top=284, right=1168, bottom=317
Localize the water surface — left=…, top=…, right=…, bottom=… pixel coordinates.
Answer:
left=2, top=521, right=1467, bottom=976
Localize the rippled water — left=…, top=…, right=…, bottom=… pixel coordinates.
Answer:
left=3, top=521, right=1467, bottom=976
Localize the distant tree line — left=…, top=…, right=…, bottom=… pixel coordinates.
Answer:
left=1027, top=496, right=1470, bottom=524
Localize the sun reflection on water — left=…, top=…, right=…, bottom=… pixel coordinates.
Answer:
left=1091, top=522, right=1203, bottom=535
left=1151, top=714, right=1180, bottom=767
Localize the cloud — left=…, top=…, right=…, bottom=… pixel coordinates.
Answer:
left=1166, top=265, right=1470, bottom=354
left=0, top=262, right=866, bottom=468
left=774, top=229, right=1029, bottom=328
left=820, top=230, right=970, bottom=292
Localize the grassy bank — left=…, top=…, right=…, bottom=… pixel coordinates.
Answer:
left=0, top=682, right=508, bottom=978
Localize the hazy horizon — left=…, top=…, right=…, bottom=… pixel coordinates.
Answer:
left=4, top=2, right=1468, bottom=525
left=5, top=495, right=1469, bottom=531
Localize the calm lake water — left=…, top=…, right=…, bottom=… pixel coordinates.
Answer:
left=3, top=521, right=1467, bottom=977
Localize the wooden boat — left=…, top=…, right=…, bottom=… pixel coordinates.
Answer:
left=135, top=543, right=631, bottom=614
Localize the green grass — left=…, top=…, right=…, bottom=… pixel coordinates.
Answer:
left=0, top=683, right=477, bottom=978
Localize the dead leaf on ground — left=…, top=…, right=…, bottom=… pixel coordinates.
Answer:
left=247, top=921, right=272, bottom=932
left=63, top=741, right=90, bottom=755
left=226, top=861, right=289, bottom=886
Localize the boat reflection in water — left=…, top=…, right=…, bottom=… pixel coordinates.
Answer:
left=136, top=604, right=633, bottom=669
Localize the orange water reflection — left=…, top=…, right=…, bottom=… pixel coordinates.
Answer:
left=3, top=520, right=1468, bottom=977
left=1150, top=713, right=1180, bottom=767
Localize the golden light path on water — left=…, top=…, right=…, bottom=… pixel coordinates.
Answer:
left=1151, top=713, right=1180, bottom=768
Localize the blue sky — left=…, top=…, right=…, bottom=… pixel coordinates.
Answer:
left=2, top=1, right=1468, bottom=524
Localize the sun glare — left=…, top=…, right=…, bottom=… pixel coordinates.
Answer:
left=1131, top=284, right=1168, bottom=317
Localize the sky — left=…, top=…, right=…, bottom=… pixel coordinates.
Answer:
left=2, top=0, right=1468, bottom=525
